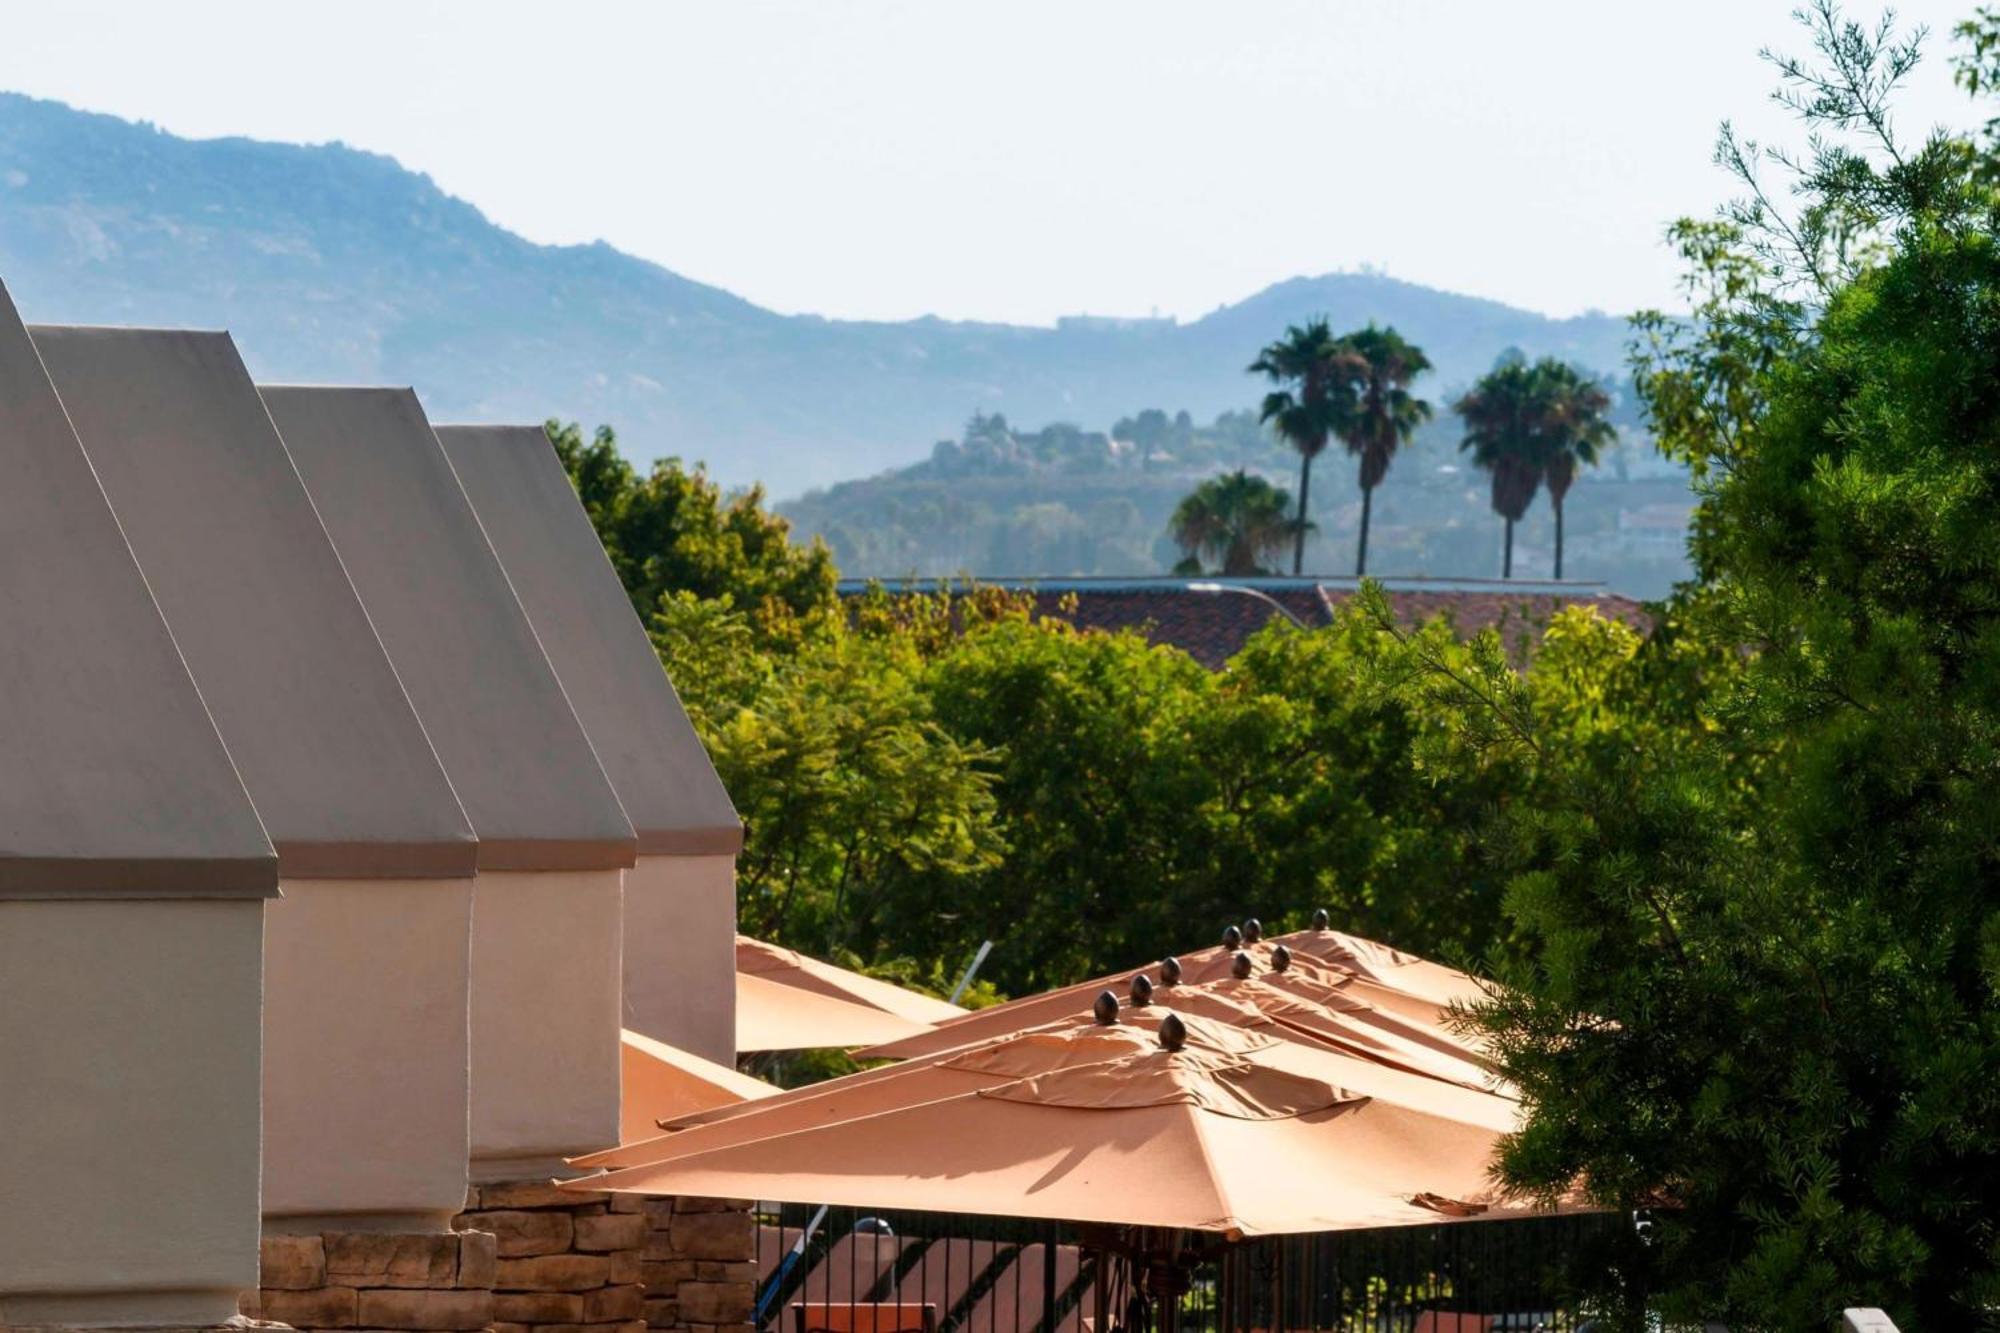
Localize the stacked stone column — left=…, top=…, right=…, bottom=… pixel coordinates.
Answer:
left=636, top=1197, right=756, bottom=1333
left=243, top=1230, right=497, bottom=1333
left=455, top=1180, right=649, bottom=1333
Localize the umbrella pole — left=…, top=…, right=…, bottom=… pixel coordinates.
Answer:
left=1143, top=1228, right=1187, bottom=1333
left=1090, top=1243, right=1107, bottom=1333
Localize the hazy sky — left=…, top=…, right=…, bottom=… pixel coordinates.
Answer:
left=0, top=1, right=1980, bottom=325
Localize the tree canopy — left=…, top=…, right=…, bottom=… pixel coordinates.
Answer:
left=1335, top=324, right=1433, bottom=577
left=1167, top=469, right=1300, bottom=575
left=1423, top=5, right=2000, bottom=1326
left=1250, top=318, right=1358, bottom=574
left=547, top=420, right=837, bottom=630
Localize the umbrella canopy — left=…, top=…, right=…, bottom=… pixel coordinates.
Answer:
left=574, top=1006, right=1519, bottom=1172
left=739, top=935, right=966, bottom=1026
left=737, top=970, right=932, bottom=1052
left=1271, top=924, right=1488, bottom=1011
left=857, top=922, right=1484, bottom=1063
left=619, top=1028, right=776, bottom=1143
left=575, top=1010, right=1539, bottom=1237
left=860, top=960, right=1493, bottom=1090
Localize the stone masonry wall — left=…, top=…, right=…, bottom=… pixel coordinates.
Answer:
left=636, top=1196, right=754, bottom=1333
left=454, top=1179, right=648, bottom=1333
left=242, top=1229, right=497, bottom=1332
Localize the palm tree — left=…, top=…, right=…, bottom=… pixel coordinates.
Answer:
left=1168, top=470, right=1301, bottom=576
left=1453, top=356, right=1547, bottom=579
left=1249, top=320, right=1359, bottom=575
left=1535, top=362, right=1615, bottom=580
left=1334, top=325, right=1432, bottom=577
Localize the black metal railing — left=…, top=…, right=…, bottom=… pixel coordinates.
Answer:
left=751, top=1204, right=1624, bottom=1333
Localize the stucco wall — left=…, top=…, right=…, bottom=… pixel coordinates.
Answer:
left=621, top=855, right=737, bottom=1065
left=469, top=870, right=624, bottom=1178
left=0, top=898, right=263, bottom=1326
left=262, top=877, right=474, bottom=1228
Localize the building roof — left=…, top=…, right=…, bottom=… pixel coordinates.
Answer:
left=437, top=425, right=742, bottom=857
left=841, top=575, right=1652, bottom=669
left=32, top=325, right=474, bottom=881
left=262, top=386, right=635, bottom=873
left=0, top=288, right=275, bottom=898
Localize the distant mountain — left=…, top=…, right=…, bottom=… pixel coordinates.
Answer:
left=0, top=92, right=1637, bottom=496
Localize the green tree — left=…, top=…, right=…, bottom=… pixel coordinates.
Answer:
left=1167, top=469, right=1300, bottom=576
left=1418, top=6, right=2000, bottom=1327
left=650, top=589, right=1006, bottom=956
left=1249, top=320, right=1359, bottom=575
left=1535, top=362, right=1614, bottom=580
left=1335, top=325, right=1433, bottom=577
left=1453, top=356, right=1547, bottom=578
left=547, top=421, right=837, bottom=630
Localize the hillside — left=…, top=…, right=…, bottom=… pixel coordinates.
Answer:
left=781, top=407, right=1694, bottom=598
left=0, top=92, right=1639, bottom=496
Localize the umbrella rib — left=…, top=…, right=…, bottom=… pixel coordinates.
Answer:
left=1178, top=1097, right=1248, bottom=1237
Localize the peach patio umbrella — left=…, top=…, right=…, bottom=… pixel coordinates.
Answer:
left=1271, top=917, right=1489, bottom=1011
left=737, top=970, right=934, bottom=1052
left=619, top=1028, right=777, bottom=1144
left=570, top=1010, right=1545, bottom=1238
left=861, top=954, right=1498, bottom=1096
left=739, top=935, right=966, bottom=1026
left=857, top=916, right=1485, bottom=1063
left=573, top=1002, right=1520, bottom=1173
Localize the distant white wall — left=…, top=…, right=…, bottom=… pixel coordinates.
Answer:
left=468, top=870, right=623, bottom=1178
left=262, top=877, right=472, bottom=1228
left=0, top=898, right=263, bottom=1327
left=622, top=854, right=737, bottom=1064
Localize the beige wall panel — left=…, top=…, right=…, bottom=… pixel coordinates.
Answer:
left=621, top=855, right=738, bottom=1065
left=469, top=870, right=624, bottom=1176
left=0, top=899, right=263, bottom=1326
left=261, top=877, right=474, bottom=1226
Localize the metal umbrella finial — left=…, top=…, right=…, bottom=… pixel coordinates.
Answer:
left=1159, top=956, right=1183, bottom=986
left=1270, top=943, right=1292, bottom=973
left=1312, top=908, right=1330, bottom=930
left=1230, top=950, right=1254, bottom=980
left=1093, top=990, right=1120, bottom=1026
left=1242, top=917, right=1263, bottom=944
left=1221, top=924, right=1243, bottom=950
left=1158, top=1012, right=1188, bottom=1052
left=1129, top=973, right=1154, bottom=1008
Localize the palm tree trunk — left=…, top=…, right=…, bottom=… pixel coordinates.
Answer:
left=1553, top=498, right=1565, bottom=580
left=1503, top=516, right=1514, bottom=579
left=1356, top=483, right=1372, bottom=577
left=1293, top=454, right=1313, bottom=575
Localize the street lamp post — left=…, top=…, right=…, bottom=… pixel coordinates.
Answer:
left=1184, top=581, right=1309, bottom=629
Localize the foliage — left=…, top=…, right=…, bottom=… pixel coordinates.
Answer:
left=558, top=419, right=1583, bottom=1000
left=1416, top=5, right=2000, bottom=1328
left=1335, top=325, right=1435, bottom=576
left=1250, top=319, right=1363, bottom=574
left=1454, top=356, right=1612, bottom=579
left=1453, top=355, right=1549, bottom=577
left=1536, top=362, right=1615, bottom=580
left=649, top=588, right=1006, bottom=958
left=1167, top=469, right=1301, bottom=575
left=547, top=421, right=838, bottom=633
left=876, top=596, right=1547, bottom=995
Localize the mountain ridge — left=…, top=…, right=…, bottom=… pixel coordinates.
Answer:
left=0, top=91, right=1636, bottom=494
